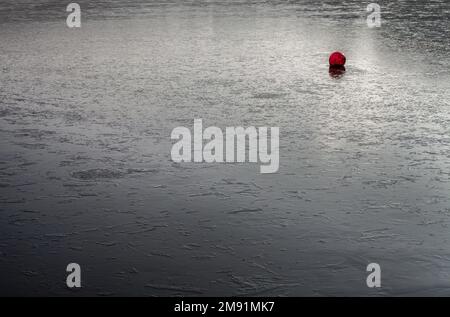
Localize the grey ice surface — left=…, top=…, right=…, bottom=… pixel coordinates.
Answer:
left=1, top=0, right=450, bottom=296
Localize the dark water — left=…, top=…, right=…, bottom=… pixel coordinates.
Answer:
left=1, top=0, right=450, bottom=296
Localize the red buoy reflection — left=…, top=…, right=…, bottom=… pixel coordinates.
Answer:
left=329, top=65, right=346, bottom=78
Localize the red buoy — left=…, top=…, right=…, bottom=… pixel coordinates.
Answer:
left=329, top=51, right=346, bottom=66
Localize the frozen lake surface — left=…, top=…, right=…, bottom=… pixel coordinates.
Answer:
left=1, top=0, right=450, bottom=296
